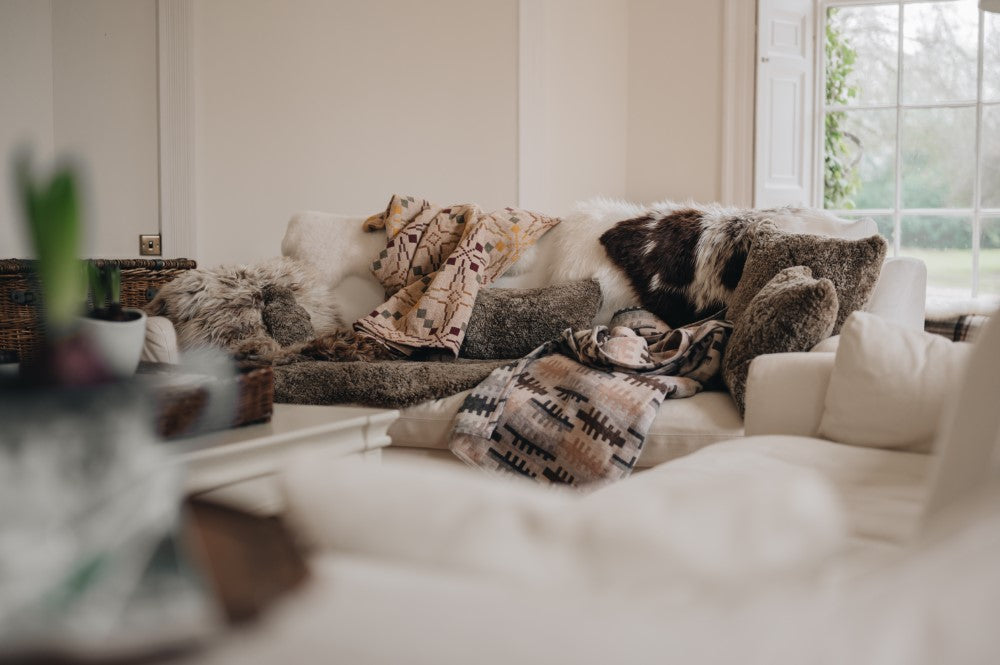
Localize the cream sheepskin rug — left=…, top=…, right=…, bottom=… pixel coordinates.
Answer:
left=146, top=257, right=344, bottom=355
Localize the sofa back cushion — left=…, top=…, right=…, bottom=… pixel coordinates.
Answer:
left=818, top=311, right=973, bottom=453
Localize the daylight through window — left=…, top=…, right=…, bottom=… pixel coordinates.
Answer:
left=821, top=0, right=1000, bottom=302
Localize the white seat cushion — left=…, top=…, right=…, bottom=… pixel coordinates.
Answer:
left=388, top=389, right=743, bottom=468
left=667, top=435, right=932, bottom=542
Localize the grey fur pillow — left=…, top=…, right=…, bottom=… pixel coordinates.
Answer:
left=727, top=225, right=886, bottom=334
left=261, top=285, right=315, bottom=347
left=723, top=266, right=838, bottom=415
left=460, top=279, right=603, bottom=359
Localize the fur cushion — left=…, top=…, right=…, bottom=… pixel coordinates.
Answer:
left=728, top=225, right=887, bottom=334
left=722, top=267, right=839, bottom=415
left=261, top=285, right=316, bottom=347
left=146, top=257, right=344, bottom=355
left=460, top=279, right=603, bottom=359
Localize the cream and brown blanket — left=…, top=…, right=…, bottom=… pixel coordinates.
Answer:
left=355, top=195, right=560, bottom=356
left=450, top=309, right=731, bottom=486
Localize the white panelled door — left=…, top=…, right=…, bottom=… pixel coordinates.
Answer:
left=754, top=0, right=816, bottom=208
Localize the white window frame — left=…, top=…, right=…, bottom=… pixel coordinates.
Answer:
left=815, top=0, right=1000, bottom=298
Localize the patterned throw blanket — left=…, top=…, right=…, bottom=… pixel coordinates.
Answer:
left=355, top=195, right=560, bottom=356
left=450, top=309, right=731, bottom=486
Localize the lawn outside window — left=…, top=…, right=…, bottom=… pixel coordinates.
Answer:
left=819, top=0, right=1000, bottom=305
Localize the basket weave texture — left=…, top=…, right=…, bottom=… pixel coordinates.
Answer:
left=0, top=258, right=196, bottom=361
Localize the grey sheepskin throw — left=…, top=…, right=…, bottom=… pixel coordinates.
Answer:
left=460, top=279, right=603, bottom=359
left=723, top=267, right=838, bottom=414
left=146, top=257, right=344, bottom=355
left=728, top=225, right=887, bottom=334
left=272, top=359, right=507, bottom=408
left=598, top=206, right=777, bottom=327
left=261, top=285, right=316, bottom=347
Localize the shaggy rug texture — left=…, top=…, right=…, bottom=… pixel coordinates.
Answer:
left=544, top=198, right=876, bottom=326
left=146, top=257, right=344, bottom=356
left=272, top=359, right=507, bottom=408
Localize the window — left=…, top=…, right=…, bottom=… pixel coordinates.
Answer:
left=820, top=0, right=1000, bottom=303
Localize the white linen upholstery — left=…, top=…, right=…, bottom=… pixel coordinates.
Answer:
left=389, top=389, right=743, bottom=468
left=864, top=257, right=927, bottom=330
left=819, top=312, right=973, bottom=453
left=141, top=315, right=180, bottom=364
left=743, top=352, right=835, bottom=438
left=282, top=451, right=844, bottom=588
left=663, top=436, right=931, bottom=543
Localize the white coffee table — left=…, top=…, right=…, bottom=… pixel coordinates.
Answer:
left=170, top=404, right=398, bottom=514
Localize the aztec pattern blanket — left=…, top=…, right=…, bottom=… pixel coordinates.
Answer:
left=355, top=195, right=560, bottom=355
left=450, top=309, right=731, bottom=486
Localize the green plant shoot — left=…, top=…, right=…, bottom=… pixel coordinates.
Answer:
left=15, top=154, right=84, bottom=333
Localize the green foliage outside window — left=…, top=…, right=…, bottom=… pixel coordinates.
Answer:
left=824, top=9, right=861, bottom=209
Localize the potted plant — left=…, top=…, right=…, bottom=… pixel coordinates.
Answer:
left=79, top=262, right=147, bottom=376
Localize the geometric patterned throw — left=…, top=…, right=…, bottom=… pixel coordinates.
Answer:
left=355, top=195, right=560, bottom=356
left=450, top=309, right=732, bottom=487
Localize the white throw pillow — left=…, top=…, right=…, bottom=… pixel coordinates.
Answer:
left=818, top=311, right=973, bottom=453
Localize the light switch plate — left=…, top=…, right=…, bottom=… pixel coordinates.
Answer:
left=140, top=234, right=162, bottom=256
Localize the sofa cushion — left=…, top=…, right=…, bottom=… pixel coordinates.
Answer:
left=818, top=311, right=973, bottom=454
left=460, top=279, right=603, bottom=359
left=663, top=435, right=931, bottom=543
left=388, top=389, right=743, bottom=468
left=723, top=267, right=838, bottom=415
left=728, top=225, right=887, bottom=334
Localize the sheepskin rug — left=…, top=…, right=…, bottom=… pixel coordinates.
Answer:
left=543, top=198, right=877, bottom=326
left=146, top=257, right=344, bottom=355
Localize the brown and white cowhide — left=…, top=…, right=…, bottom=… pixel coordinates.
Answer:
left=599, top=206, right=777, bottom=327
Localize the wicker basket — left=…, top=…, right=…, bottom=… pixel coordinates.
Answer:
left=0, top=258, right=196, bottom=361
left=143, top=362, right=275, bottom=439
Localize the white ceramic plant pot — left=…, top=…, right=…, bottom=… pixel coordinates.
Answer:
left=79, top=308, right=147, bottom=377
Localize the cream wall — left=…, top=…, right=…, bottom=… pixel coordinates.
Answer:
left=0, top=0, right=54, bottom=258
left=626, top=0, right=726, bottom=205
left=0, top=0, right=159, bottom=259
left=519, top=0, right=629, bottom=216
left=2, top=1, right=732, bottom=263
left=192, top=0, right=520, bottom=266
left=52, top=0, right=160, bottom=258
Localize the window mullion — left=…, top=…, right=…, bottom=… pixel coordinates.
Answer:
left=893, top=0, right=905, bottom=258
left=972, top=6, right=986, bottom=297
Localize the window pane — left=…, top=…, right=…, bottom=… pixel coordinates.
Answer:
left=981, top=217, right=1000, bottom=297
left=824, top=109, right=896, bottom=209
left=902, top=215, right=973, bottom=299
left=826, top=5, right=899, bottom=107
left=982, top=105, right=1000, bottom=209
left=985, top=11, right=1000, bottom=102
left=902, top=0, right=979, bottom=104
left=901, top=107, right=976, bottom=209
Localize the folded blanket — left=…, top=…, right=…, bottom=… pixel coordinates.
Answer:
left=450, top=309, right=731, bottom=486
left=355, top=195, right=560, bottom=356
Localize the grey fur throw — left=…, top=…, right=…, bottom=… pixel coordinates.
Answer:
left=146, top=257, right=344, bottom=355
left=273, top=359, right=507, bottom=408
left=722, top=266, right=838, bottom=414
left=599, top=207, right=776, bottom=327
left=727, top=225, right=887, bottom=334
left=460, top=279, right=603, bottom=359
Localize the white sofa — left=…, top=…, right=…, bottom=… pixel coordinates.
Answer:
left=278, top=208, right=927, bottom=469
left=179, top=310, right=999, bottom=665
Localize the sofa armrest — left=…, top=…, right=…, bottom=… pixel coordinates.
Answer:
left=141, top=316, right=180, bottom=364
left=864, top=257, right=926, bottom=329
left=743, top=352, right=835, bottom=438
